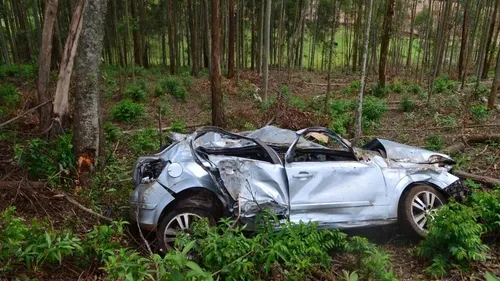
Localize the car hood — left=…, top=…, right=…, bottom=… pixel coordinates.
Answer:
left=363, top=138, right=455, bottom=164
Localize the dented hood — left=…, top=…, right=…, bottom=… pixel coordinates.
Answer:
left=364, top=138, right=455, bottom=164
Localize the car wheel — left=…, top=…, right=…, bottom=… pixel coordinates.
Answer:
left=157, top=201, right=218, bottom=253
left=398, top=184, right=446, bottom=240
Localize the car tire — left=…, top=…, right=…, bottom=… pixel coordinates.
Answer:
left=157, top=195, right=220, bottom=253
left=398, top=184, right=447, bottom=240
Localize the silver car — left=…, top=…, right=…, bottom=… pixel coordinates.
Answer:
left=130, top=126, right=467, bottom=251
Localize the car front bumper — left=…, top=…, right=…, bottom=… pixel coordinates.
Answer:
left=443, top=180, right=470, bottom=202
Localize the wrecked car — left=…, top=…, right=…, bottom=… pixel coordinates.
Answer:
left=130, top=126, right=467, bottom=251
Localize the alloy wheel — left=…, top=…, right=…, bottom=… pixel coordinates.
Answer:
left=163, top=213, right=202, bottom=250
left=411, top=191, right=443, bottom=231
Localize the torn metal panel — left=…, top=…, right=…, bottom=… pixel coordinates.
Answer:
left=210, top=156, right=289, bottom=218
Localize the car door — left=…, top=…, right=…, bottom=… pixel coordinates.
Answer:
left=285, top=128, right=389, bottom=227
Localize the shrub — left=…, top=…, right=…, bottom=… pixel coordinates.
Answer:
left=342, top=81, right=360, bottom=96
left=154, top=84, right=164, bottom=97
left=289, top=96, right=307, bottom=110
left=0, top=64, right=37, bottom=79
left=130, top=128, right=160, bottom=155
left=124, top=84, right=147, bottom=102
left=180, top=71, right=194, bottom=88
left=371, top=81, right=389, bottom=98
left=433, top=76, right=456, bottom=93
left=407, top=83, right=424, bottom=98
left=390, top=80, right=404, bottom=93
left=0, top=207, right=83, bottom=272
left=104, top=122, right=122, bottom=143
left=329, top=114, right=350, bottom=136
left=172, top=85, right=187, bottom=100
left=330, top=99, right=352, bottom=116
left=0, top=84, right=20, bottom=108
left=425, top=133, right=443, bottom=151
left=434, top=113, right=457, bottom=127
left=170, top=119, right=186, bottom=133
left=416, top=203, right=488, bottom=277
left=280, top=86, right=291, bottom=96
left=471, top=105, right=489, bottom=121
left=363, top=96, right=387, bottom=123
left=469, top=189, right=500, bottom=233
left=110, top=99, right=144, bottom=122
left=14, top=134, right=74, bottom=180
left=399, top=95, right=415, bottom=112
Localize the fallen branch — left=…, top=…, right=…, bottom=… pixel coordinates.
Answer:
left=442, top=134, right=500, bottom=154
left=55, top=193, right=113, bottom=222
left=453, top=170, right=500, bottom=186
left=0, top=100, right=52, bottom=129
left=122, top=123, right=207, bottom=134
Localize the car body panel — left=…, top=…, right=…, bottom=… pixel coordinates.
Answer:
left=130, top=126, right=465, bottom=232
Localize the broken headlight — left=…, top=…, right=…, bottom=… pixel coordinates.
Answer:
left=137, top=159, right=165, bottom=184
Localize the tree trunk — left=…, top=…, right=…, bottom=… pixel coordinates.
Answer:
left=482, top=0, right=499, bottom=79
left=258, top=0, right=264, bottom=73
left=354, top=0, right=373, bottom=146
left=188, top=0, right=199, bottom=76
left=211, top=0, right=223, bottom=126
left=73, top=0, right=108, bottom=188
left=458, top=0, right=469, bottom=79
left=325, top=0, right=338, bottom=114
left=298, top=0, right=306, bottom=71
left=475, top=0, right=493, bottom=83
left=130, top=0, right=142, bottom=66
left=227, top=0, right=235, bottom=78
left=167, top=0, right=176, bottom=74
left=32, top=0, right=42, bottom=47
left=352, top=0, right=361, bottom=72
left=37, top=0, right=58, bottom=133
left=406, top=0, right=417, bottom=70
left=263, top=0, right=271, bottom=101
left=52, top=0, right=86, bottom=131
left=378, top=0, right=395, bottom=87
left=489, top=41, right=500, bottom=109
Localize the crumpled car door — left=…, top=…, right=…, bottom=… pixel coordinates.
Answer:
left=284, top=128, right=389, bottom=228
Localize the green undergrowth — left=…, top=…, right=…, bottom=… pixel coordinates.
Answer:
left=417, top=188, right=500, bottom=277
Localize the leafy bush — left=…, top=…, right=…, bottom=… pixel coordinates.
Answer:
left=0, top=207, right=83, bottom=272
left=280, top=86, right=291, bottom=96
left=14, top=134, right=74, bottom=180
left=363, top=96, right=387, bottom=123
left=0, top=64, right=37, bottom=79
left=104, top=121, right=122, bottom=143
left=0, top=84, right=20, bottom=108
left=433, top=76, right=456, bottom=93
left=416, top=203, right=488, bottom=277
left=407, top=83, right=425, bottom=99
left=434, top=113, right=457, bottom=127
left=178, top=217, right=348, bottom=280
left=180, top=71, right=194, bottom=88
left=159, top=76, right=187, bottom=101
left=342, top=81, right=360, bottom=96
left=289, top=96, right=307, bottom=110
left=346, top=236, right=398, bottom=281
left=425, top=133, right=443, bottom=151
left=170, top=119, right=186, bottom=133
left=371, top=81, right=389, bottom=98
left=330, top=99, right=352, bottom=115
left=471, top=105, right=489, bottom=121
left=329, top=114, right=351, bottom=136
left=469, top=189, right=500, bottom=233
left=124, top=84, right=147, bottom=102
left=390, top=80, right=404, bottom=93
left=399, top=95, right=415, bottom=112
left=110, top=99, right=145, bottom=122
left=130, top=128, right=160, bottom=155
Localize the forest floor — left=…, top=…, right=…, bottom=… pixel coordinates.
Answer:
left=1, top=66, right=500, bottom=280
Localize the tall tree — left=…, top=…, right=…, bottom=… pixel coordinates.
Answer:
left=489, top=40, right=500, bottom=109
left=73, top=0, right=108, bottom=187
left=167, top=0, right=176, bottom=74
left=325, top=0, right=338, bottom=114
left=379, top=0, right=395, bottom=87
left=227, top=0, right=235, bottom=78
left=458, top=0, right=470, bottom=79
left=37, top=0, right=59, bottom=133
left=406, top=0, right=417, bottom=70
left=354, top=0, right=374, bottom=146
left=211, top=0, right=224, bottom=126
left=130, top=0, right=142, bottom=66
left=188, top=0, right=199, bottom=76
left=482, top=0, right=499, bottom=78
left=263, top=0, right=271, bottom=101
left=429, top=0, right=452, bottom=100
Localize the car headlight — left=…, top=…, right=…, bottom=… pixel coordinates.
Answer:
left=136, top=159, right=166, bottom=185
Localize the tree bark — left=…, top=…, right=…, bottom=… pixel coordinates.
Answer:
left=73, top=0, right=108, bottom=187
left=489, top=41, right=500, bottom=110
left=482, top=0, right=500, bottom=79
left=258, top=0, right=264, bottom=73
left=52, top=0, right=86, bottom=131
left=263, top=0, right=271, bottom=101
left=32, top=0, right=42, bottom=47
left=458, top=0, right=469, bottom=79
left=325, top=1, right=337, bottom=114
left=406, top=0, right=417, bottom=70
left=211, top=0, right=224, bottom=126
left=188, top=0, right=199, bottom=76
left=429, top=0, right=452, bottom=100
left=37, top=0, right=59, bottom=133
left=227, top=0, right=235, bottom=78
left=354, top=0, right=373, bottom=147
left=167, top=0, right=176, bottom=74
left=378, top=0, right=395, bottom=87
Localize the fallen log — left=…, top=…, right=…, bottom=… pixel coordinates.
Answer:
left=453, top=170, right=500, bottom=186
left=442, top=133, right=500, bottom=154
